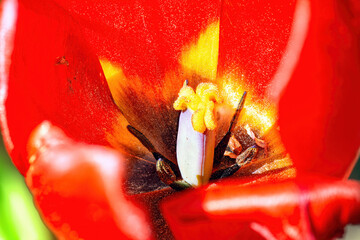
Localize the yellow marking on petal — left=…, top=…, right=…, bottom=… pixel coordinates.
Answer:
left=180, top=21, right=219, bottom=80
left=218, top=74, right=277, bottom=135
left=99, top=58, right=128, bottom=106
left=174, top=82, right=222, bottom=133
left=244, top=104, right=277, bottom=133
left=100, top=59, right=123, bottom=80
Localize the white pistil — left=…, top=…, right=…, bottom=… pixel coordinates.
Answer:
left=176, top=109, right=215, bottom=186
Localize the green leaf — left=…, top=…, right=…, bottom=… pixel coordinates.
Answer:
left=0, top=139, right=54, bottom=240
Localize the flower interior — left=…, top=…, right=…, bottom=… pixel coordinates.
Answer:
left=100, top=34, right=294, bottom=193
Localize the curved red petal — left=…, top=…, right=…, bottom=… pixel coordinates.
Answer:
left=15, top=1, right=297, bottom=163
left=26, top=121, right=153, bottom=240
left=217, top=0, right=296, bottom=97
left=273, top=0, right=360, bottom=177
left=0, top=0, right=152, bottom=174
left=52, top=0, right=221, bottom=80
left=0, top=0, right=17, bottom=158
left=71, top=0, right=222, bottom=162
left=162, top=177, right=360, bottom=240
left=62, top=0, right=295, bottom=161
left=58, top=0, right=295, bottom=95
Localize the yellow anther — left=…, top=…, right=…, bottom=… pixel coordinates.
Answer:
left=174, top=82, right=222, bottom=133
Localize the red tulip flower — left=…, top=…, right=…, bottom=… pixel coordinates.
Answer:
left=1, top=0, right=360, bottom=239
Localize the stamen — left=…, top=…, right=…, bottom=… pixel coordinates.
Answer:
left=213, top=91, right=247, bottom=166
left=245, top=124, right=267, bottom=149
left=174, top=82, right=223, bottom=133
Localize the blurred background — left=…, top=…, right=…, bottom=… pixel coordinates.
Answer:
left=0, top=136, right=54, bottom=240
left=0, top=133, right=359, bottom=239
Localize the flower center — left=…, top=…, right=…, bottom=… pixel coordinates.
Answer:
left=173, top=81, right=223, bottom=133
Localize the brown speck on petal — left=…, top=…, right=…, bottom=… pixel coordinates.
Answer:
left=55, top=56, right=69, bottom=66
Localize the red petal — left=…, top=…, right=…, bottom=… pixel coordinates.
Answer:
left=0, top=0, right=17, bottom=157
left=26, top=121, right=153, bottom=240
left=72, top=0, right=222, bottom=162
left=52, top=0, right=221, bottom=80
left=217, top=0, right=296, bottom=97
left=0, top=0, right=150, bottom=174
left=272, top=0, right=360, bottom=177
left=162, top=177, right=360, bottom=240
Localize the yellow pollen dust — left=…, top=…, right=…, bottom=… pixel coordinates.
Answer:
left=174, top=82, right=222, bottom=133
